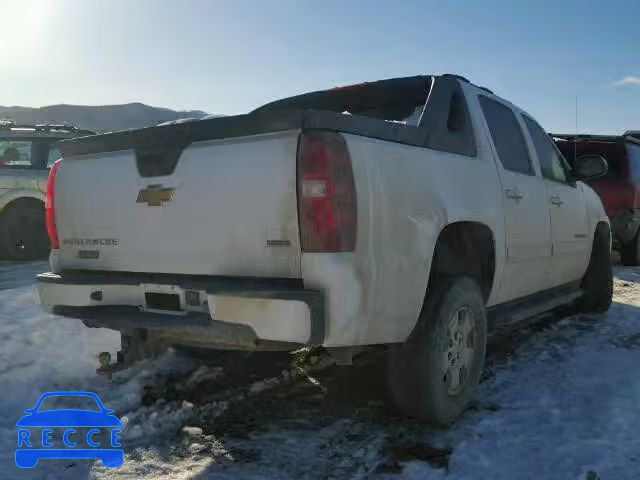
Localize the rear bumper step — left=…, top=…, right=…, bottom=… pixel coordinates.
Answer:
left=53, top=306, right=292, bottom=351
left=37, top=271, right=325, bottom=347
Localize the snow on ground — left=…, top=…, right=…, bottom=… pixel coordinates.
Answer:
left=400, top=275, right=640, bottom=480
left=0, top=261, right=639, bottom=479
left=0, top=261, right=116, bottom=479
left=0, top=262, right=195, bottom=480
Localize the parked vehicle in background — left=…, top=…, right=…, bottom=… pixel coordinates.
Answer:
left=554, top=132, right=640, bottom=265
left=37, top=74, right=612, bottom=424
left=0, top=121, right=94, bottom=260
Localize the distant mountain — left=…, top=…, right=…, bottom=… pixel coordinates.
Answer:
left=0, top=102, right=211, bottom=133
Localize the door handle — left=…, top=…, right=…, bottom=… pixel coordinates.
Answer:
left=505, top=188, right=524, bottom=200
left=550, top=195, right=563, bottom=206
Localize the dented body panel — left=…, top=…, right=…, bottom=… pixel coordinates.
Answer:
left=304, top=131, right=505, bottom=346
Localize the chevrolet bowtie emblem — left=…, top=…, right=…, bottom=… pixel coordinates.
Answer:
left=136, top=185, right=175, bottom=206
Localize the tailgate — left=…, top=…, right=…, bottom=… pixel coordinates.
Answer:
left=54, top=130, right=302, bottom=277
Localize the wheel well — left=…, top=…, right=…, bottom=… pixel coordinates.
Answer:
left=594, top=221, right=611, bottom=249
left=0, top=197, right=44, bottom=217
left=594, top=221, right=610, bottom=239
left=428, top=222, right=496, bottom=302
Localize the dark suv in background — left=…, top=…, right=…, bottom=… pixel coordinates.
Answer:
left=554, top=131, right=640, bottom=265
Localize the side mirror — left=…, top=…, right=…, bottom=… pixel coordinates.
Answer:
left=574, top=154, right=608, bottom=180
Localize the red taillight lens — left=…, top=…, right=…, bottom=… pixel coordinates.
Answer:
left=46, top=159, right=61, bottom=249
left=297, top=131, right=357, bottom=252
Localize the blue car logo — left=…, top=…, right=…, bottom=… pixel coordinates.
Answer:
left=15, top=391, right=124, bottom=468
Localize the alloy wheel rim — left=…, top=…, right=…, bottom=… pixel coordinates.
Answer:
left=442, top=306, right=476, bottom=395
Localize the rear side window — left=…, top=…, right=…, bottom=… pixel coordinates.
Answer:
left=627, top=144, right=640, bottom=182
left=523, top=116, right=567, bottom=183
left=479, top=96, right=532, bottom=175
left=0, top=140, right=34, bottom=168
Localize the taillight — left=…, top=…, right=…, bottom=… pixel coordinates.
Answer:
left=46, top=159, right=62, bottom=249
left=297, top=131, right=357, bottom=252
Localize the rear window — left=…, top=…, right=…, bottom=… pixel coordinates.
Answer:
left=0, top=140, right=34, bottom=167
left=253, top=76, right=432, bottom=125
left=0, top=138, right=65, bottom=169
left=479, top=96, right=532, bottom=175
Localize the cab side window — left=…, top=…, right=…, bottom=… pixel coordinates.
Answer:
left=523, top=116, right=568, bottom=183
left=479, top=96, right=533, bottom=175
left=421, top=77, right=477, bottom=157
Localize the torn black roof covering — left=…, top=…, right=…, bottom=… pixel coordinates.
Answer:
left=553, top=132, right=640, bottom=146
left=252, top=75, right=433, bottom=120
left=58, top=74, right=476, bottom=158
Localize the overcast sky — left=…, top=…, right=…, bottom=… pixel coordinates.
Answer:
left=2, top=0, right=639, bottom=133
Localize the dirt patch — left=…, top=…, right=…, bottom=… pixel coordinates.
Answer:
left=376, top=441, right=453, bottom=473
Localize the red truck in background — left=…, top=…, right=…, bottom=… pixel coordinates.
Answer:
left=554, top=131, right=640, bottom=265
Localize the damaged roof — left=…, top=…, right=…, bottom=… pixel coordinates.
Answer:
left=552, top=131, right=640, bottom=146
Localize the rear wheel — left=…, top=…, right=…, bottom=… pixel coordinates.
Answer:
left=0, top=203, right=50, bottom=260
left=387, top=276, right=487, bottom=425
left=576, top=226, right=613, bottom=313
left=621, top=229, right=640, bottom=266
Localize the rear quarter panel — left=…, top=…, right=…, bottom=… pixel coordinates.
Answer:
left=302, top=128, right=505, bottom=347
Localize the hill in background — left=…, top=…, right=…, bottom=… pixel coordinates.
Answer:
left=0, top=102, right=210, bottom=133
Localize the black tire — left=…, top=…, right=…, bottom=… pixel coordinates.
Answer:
left=0, top=203, right=50, bottom=260
left=621, top=229, right=640, bottom=266
left=576, top=227, right=613, bottom=314
left=387, top=276, right=487, bottom=425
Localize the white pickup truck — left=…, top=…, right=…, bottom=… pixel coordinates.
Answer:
left=37, top=74, right=612, bottom=424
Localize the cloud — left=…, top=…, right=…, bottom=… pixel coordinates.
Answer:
left=613, top=76, right=640, bottom=87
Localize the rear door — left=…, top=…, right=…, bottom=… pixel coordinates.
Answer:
left=478, top=95, right=551, bottom=302
left=522, top=116, right=590, bottom=286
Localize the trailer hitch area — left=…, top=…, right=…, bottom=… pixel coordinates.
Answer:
left=96, top=350, right=131, bottom=378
